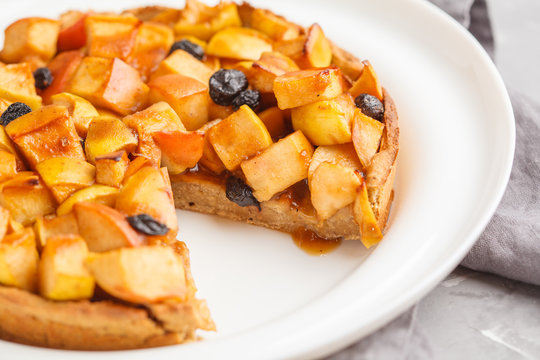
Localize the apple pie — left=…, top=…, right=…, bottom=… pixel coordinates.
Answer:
left=0, top=0, right=398, bottom=350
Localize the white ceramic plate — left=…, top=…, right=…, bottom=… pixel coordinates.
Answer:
left=0, top=0, right=514, bottom=358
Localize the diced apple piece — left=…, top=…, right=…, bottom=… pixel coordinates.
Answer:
left=85, top=116, right=138, bottom=164
left=352, top=109, right=385, bottom=167
left=95, top=151, right=129, bottom=188
left=248, top=52, right=299, bottom=94
left=208, top=105, right=272, bottom=171
left=34, top=213, right=79, bottom=250
left=127, top=22, right=174, bottom=81
left=123, top=101, right=186, bottom=164
left=0, top=207, right=9, bottom=241
left=86, top=246, right=186, bottom=303
left=258, top=106, right=289, bottom=140
left=0, top=151, right=17, bottom=183
left=273, top=66, right=345, bottom=109
left=57, top=184, right=118, bottom=216
left=5, top=105, right=85, bottom=167
left=151, top=49, right=213, bottom=85
left=349, top=60, right=383, bottom=100
left=310, top=162, right=361, bottom=221
left=0, top=228, right=39, bottom=291
left=291, top=93, right=355, bottom=145
left=148, top=74, right=209, bottom=131
left=122, top=157, right=156, bottom=184
left=275, top=24, right=331, bottom=69
left=35, top=157, right=96, bottom=204
left=74, top=202, right=143, bottom=252
left=0, top=172, right=55, bottom=225
left=1, top=17, right=59, bottom=63
left=241, top=130, right=313, bottom=202
left=6, top=217, right=24, bottom=235
left=85, top=14, right=140, bottom=60
left=57, top=11, right=88, bottom=52
left=116, top=166, right=178, bottom=233
left=153, top=131, right=205, bottom=175
left=207, top=27, right=272, bottom=61
left=174, top=0, right=242, bottom=41
left=0, top=63, right=42, bottom=110
left=308, top=143, right=362, bottom=182
left=124, top=6, right=181, bottom=24
left=250, top=8, right=301, bottom=41
left=67, top=56, right=149, bottom=115
left=208, top=101, right=234, bottom=121
left=353, top=180, right=383, bottom=248
left=198, top=119, right=226, bottom=174
left=329, top=41, right=364, bottom=81
left=0, top=125, right=17, bottom=156
left=50, top=92, right=99, bottom=137
left=39, top=235, right=95, bottom=300
left=40, top=51, right=84, bottom=104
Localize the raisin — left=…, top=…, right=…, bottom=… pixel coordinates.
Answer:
left=33, top=67, right=54, bottom=90
left=226, top=176, right=261, bottom=210
left=169, top=39, right=205, bottom=60
left=126, top=214, right=169, bottom=236
left=354, top=93, right=384, bottom=122
left=209, top=69, right=248, bottom=106
left=232, top=89, right=261, bottom=111
left=0, top=102, right=32, bottom=126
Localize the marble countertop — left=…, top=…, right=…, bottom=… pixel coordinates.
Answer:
left=413, top=1, right=540, bottom=358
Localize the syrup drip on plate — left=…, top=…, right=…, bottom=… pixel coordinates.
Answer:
left=292, top=228, right=342, bottom=256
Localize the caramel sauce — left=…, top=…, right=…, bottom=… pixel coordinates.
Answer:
left=171, top=163, right=228, bottom=186
left=292, top=228, right=342, bottom=256
left=275, top=180, right=315, bottom=216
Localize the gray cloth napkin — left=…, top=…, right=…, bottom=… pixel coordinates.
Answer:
left=328, top=0, right=540, bottom=358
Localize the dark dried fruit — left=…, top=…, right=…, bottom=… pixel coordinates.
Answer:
left=226, top=176, right=261, bottom=210
left=126, top=214, right=169, bottom=236
left=1, top=102, right=32, bottom=126
left=169, top=39, right=205, bottom=60
left=209, top=69, right=248, bottom=106
left=33, top=67, right=54, bottom=90
left=232, top=89, right=261, bottom=111
left=354, top=93, right=384, bottom=122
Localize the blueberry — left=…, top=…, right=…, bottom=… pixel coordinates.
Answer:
left=226, top=176, right=261, bottom=210
left=169, top=39, right=205, bottom=60
left=232, top=90, right=261, bottom=111
left=1, top=102, right=32, bottom=126
left=33, top=67, right=54, bottom=90
left=126, top=214, right=169, bottom=236
left=209, top=69, right=249, bottom=106
left=354, top=94, right=384, bottom=121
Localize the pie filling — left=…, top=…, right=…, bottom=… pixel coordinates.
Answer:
left=0, top=0, right=397, bottom=349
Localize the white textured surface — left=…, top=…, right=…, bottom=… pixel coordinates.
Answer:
left=414, top=1, right=540, bottom=358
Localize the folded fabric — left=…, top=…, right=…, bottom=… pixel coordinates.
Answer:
left=462, top=91, right=540, bottom=286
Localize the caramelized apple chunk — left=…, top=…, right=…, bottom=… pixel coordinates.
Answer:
left=206, top=27, right=272, bottom=61
left=0, top=172, right=56, bottom=225
left=0, top=228, right=39, bottom=291
left=208, top=105, right=272, bottom=171
left=67, top=56, right=149, bottom=115
left=39, top=235, right=95, bottom=300
left=148, top=74, right=210, bottom=131
left=241, top=130, right=313, bottom=202
left=1, top=17, right=60, bottom=63
left=95, top=151, right=129, bottom=188
left=86, top=245, right=187, bottom=303
left=85, top=116, right=138, bottom=164
left=273, top=67, right=345, bottom=109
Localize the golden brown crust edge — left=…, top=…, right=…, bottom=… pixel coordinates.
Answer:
left=0, top=285, right=214, bottom=350
left=172, top=88, right=399, bottom=240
